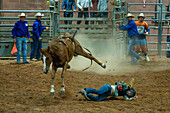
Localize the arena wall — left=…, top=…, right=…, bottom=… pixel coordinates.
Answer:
left=1, top=0, right=169, bottom=55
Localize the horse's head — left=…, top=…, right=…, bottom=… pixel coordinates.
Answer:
left=40, top=47, right=52, bottom=74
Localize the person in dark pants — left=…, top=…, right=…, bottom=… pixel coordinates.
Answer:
left=12, top=13, right=30, bottom=64
left=62, top=0, right=76, bottom=29
left=90, top=0, right=99, bottom=29
left=97, top=0, right=109, bottom=25
left=77, top=81, right=137, bottom=101
left=30, top=12, right=49, bottom=61
left=77, top=0, right=93, bottom=29
left=117, top=13, right=141, bottom=65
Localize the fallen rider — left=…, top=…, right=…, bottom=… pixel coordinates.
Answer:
left=77, top=80, right=137, bottom=101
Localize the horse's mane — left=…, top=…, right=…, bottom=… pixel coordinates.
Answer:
left=48, top=41, right=60, bottom=54
left=48, top=37, right=71, bottom=54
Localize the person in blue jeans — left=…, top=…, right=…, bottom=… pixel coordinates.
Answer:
left=117, top=13, right=141, bottom=65
left=12, top=13, right=30, bottom=64
left=99, top=12, right=108, bottom=24
left=77, top=0, right=93, bottom=30
left=30, top=12, right=49, bottom=61
left=77, top=81, right=137, bottom=101
left=97, top=0, right=109, bottom=25
left=62, top=0, right=76, bottom=29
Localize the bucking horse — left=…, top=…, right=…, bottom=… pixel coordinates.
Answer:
left=40, top=31, right=106, bottom=95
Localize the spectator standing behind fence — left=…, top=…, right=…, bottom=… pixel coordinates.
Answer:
left=135, top=13, right=150, bottom=62
left=97, top=0, right=109, bottom=25
left=117, top=13, right=142, bottom=65
left=77, top=0, right=93, bottom=30
left=62, top=0, right=76, bottom=29
left=90, top=0, right=99, bottom=29
left=12, top=13, right=30, bottom=64
left=30, top=13, right=49, bottom=61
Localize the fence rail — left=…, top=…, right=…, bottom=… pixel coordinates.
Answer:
left=0, top=10, right=52, bottom=13
left=0, top=10, right=52, bottom=40
left=0, top=17, right=50, bottom=21
left=0, top=0, right=127, bottom=58
left=127, top=2, right=170, bottom=57
left=2, top=0, right=169, bottom=57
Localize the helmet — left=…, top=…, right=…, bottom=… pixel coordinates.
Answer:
left=127, top=88, right=136, bottom=98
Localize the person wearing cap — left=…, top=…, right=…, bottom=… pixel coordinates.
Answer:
left=77, top=0, right=93, bottom=30
left=12, top=13, right=30, bottom=64
left=30, top=12, right=49, bottom=61
left=135, top=13, right=150, bottom=62
left=117, top=13, right=141, bottom=65
left=62, top=0, right=76, bottom=29
left=77, top=81, right=137, bottom=101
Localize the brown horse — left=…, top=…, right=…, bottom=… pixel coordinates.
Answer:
left=40, top=32, right=106, bottom=95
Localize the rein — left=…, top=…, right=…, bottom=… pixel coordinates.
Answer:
left=71, top=30, right=93, bottom=71
left=63, top=30, right=93, bottom=71
left=72, top=30, right=77, bottom=41
left=58, top=30, right=77, bottom=57
left=72, top=30, right=77, bottom=51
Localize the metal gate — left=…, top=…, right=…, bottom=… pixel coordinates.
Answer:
left=0, top=0, right=127, bottom=58
left=127, top=2, right=170, bottom=57
left=57, top=0, right=127, bottom=58
left=0, top=10, right=52, bottom=57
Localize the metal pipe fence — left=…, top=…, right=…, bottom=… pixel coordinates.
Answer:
left=0, top=10, right=52, bottom=40
left=4, top=0, right=167, bottom=58
left=127, top=2, right=170, bottom=57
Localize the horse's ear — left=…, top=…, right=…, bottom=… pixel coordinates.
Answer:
left=47, top=46, right=50, bottom=53
left=43, top=46, right=50, bottom=53
left=40, top=48, right=44, bottom=53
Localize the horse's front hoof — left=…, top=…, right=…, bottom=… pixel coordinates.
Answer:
left=50, top=92, right=55, bottom=96
left=101, top=63, right=106, bottom=68
left=60, top=90, right=65, bottom=94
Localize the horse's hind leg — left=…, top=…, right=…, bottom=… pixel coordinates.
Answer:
left=60, top=61, right=68, bottom=94
left=50, top=64, right=57, bottom=95
left=75, top=46, right=106, bottom=68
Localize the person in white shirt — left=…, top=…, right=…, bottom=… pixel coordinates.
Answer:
left=77, top=0, right=93, bottom=29
left=97, top=0, right=109, bottom=25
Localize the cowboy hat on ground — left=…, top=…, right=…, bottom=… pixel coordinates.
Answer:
left=126, top=13, right=135, bottom=18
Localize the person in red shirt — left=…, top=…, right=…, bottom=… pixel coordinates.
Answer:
left=135, top=13, right=150, bottom=62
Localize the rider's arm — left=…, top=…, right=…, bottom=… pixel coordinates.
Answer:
left=119, top=22, right=134, bottom=30
left=123, top=95, right=133, bottom=100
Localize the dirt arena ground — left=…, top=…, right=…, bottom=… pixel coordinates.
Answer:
left=0, top=56, right=170, bottom=113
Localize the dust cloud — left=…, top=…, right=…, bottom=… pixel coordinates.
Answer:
left=50, top=33, right=170, bottom=75
left=69, top=33, right=130, bottom=75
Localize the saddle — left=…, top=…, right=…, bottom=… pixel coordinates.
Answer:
left=58, top=38, right=70, bottom=55
left=59, top=40, right=70, bottom=55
